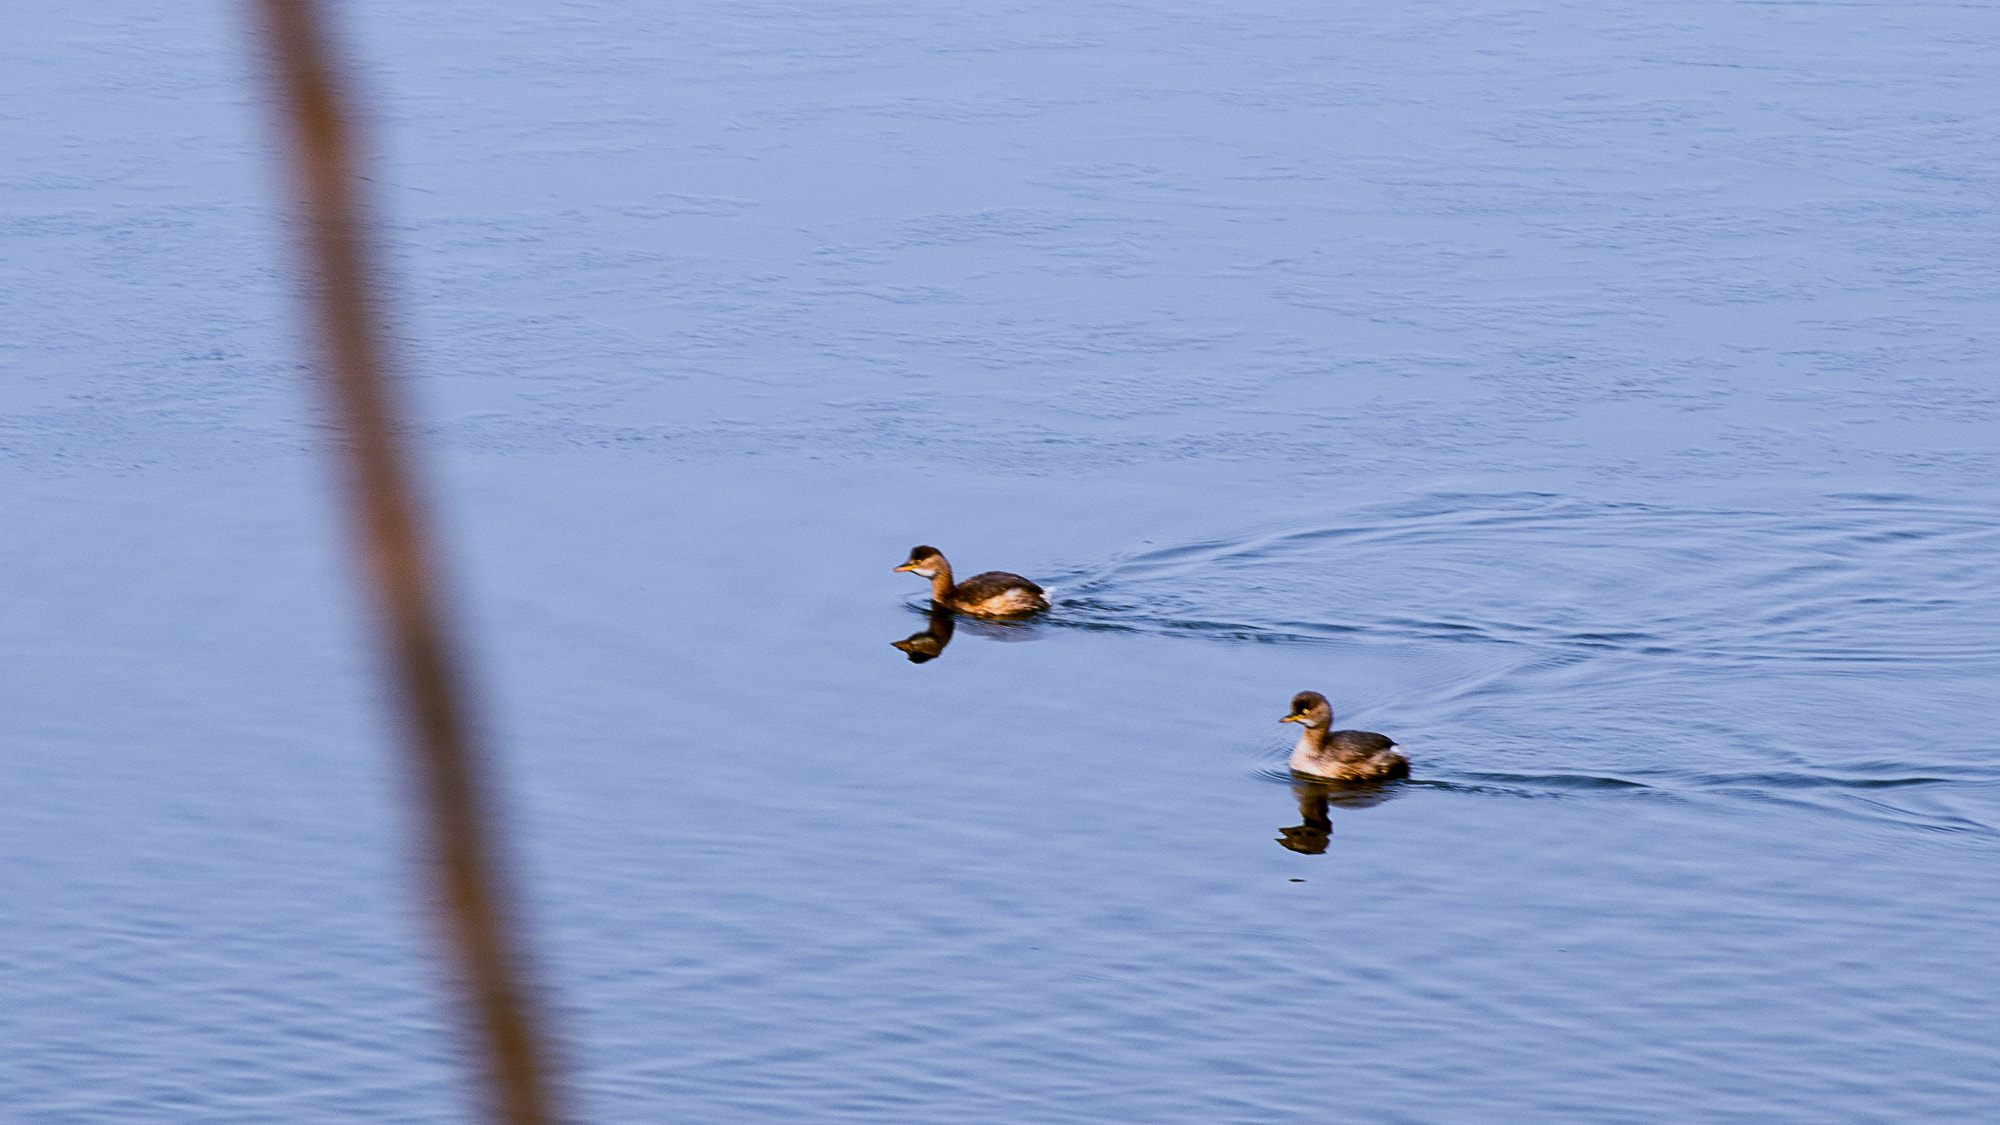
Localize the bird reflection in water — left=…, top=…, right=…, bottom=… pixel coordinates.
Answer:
left=1276, top=780, right=1401, bottom=854
left=891, top=605, right=956, bottom=663
left=891, top=606, right=1047, bottom=663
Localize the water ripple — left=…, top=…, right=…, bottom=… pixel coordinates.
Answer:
left=1049, top=492, right=2000, bottom=668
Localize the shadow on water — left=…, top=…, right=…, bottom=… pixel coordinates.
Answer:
left=890, top=604, right=1048, bottom=663
left=890, top=605, right=956, bottom=663
left=1276, top=780, right=1405, bottom=854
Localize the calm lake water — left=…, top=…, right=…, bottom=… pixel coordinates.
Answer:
left=6, top=1, right=2000, bottom=1121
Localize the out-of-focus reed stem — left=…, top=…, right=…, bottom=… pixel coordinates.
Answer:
left=245, top=3, right=564, bottom=1122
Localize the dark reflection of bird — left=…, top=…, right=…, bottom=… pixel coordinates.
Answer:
left=1275, top=780, right=1403, bottom=854
left=1280, top=691, right=1410, bottom=782
left=1276, top=785, right=1336, bottom=854
left=894, top=545, right=1048, bottom=617
left=890, top=605, right=956, bottom=663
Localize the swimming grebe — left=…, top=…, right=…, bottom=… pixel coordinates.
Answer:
left=1280, top=691, right=1409, bottom=782
left=894, top=545, right=1049, bottom=617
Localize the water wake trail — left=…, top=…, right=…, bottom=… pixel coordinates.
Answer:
left=1044, top=492, right=2000, bottom=668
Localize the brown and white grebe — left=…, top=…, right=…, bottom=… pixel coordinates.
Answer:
left=893, top=545, right=1048, bottom=617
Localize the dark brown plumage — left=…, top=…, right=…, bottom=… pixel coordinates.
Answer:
left=893, top=545, right=1048, bottom=617
left=1280, top=690, right=1410, bottom=782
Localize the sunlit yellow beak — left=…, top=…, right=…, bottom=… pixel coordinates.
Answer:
left=1279, top=714, right=1302, bottom=724
left=893, top=563, right=917, bottom=572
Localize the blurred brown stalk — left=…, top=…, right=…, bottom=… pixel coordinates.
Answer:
left=244, top=2, right=565, bottom=1122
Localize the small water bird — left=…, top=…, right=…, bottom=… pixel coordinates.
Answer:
left=1280, top=691, right=1409, bottom=782
left=894, top=545, right=1049, bottom=617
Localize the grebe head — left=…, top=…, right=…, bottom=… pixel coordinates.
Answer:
left=894, top=545, right=945, bottom=579
left=1280, top=691, right=1333, bottom=730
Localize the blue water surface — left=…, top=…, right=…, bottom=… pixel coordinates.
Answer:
left=5, top=1, right=2000, bottom=1121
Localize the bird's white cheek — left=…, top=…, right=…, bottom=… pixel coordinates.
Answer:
left=911, top=567, right=936, bottom=578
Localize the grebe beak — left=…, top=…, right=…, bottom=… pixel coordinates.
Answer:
left=893, top=563, right=917, bottom=572
left=1279, top=714, right=1302, bottom=724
